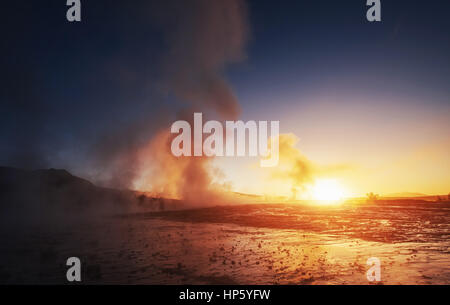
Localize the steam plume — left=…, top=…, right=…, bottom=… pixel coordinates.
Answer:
left=156, top=0, right=248, bottom=119
left=269, top=134, right=315, bottom=189
left=131, top=0, right=248, bottom=205
left=268, top=134, right=352, bottom=198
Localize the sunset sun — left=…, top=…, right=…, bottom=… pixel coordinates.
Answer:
left=312, top=179, right=344, bottom=202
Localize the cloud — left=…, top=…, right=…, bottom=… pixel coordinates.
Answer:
left=267, top=134, right=353, bottom=194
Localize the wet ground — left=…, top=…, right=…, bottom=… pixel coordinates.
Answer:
left=0, top=202, right=449, bottom=284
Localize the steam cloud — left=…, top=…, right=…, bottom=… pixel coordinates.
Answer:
left=156, top=0, right=248, bottom=119
left=2, top=1, right=249, bottom=205
left=94, top=0, right=249, bottom=205
left=269, top=134, right=315, bottom=190
left=268, top=134, right=352, bottom=199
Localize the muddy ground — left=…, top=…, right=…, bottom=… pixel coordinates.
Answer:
left=0, top=203, right=449, bottom=284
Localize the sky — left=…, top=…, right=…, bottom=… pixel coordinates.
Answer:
left=1, top=0, right=449, bottom=197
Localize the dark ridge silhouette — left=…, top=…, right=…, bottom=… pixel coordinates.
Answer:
left=0, top=166, right=182, bottom=218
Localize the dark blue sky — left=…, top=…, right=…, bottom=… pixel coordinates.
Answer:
left=234, top=0, right=450, bottom=113
left=1, top=0, right=449, bottom=186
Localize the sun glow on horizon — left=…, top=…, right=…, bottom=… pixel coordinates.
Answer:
left=312, top=179, right=345, bottom=202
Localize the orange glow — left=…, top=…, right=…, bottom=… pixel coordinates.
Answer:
left=312, top=179, right=345, bottom=203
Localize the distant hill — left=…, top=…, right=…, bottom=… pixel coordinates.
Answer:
left=384, top=192, right=427, bottom=198
left=382, top=191, right=449, bottom=202
left=0, top=166, right=182, bottom=216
